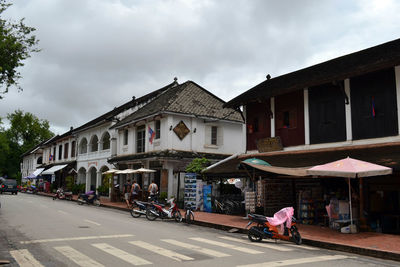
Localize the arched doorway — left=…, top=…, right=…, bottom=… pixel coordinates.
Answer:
left=99, top=166, right=111, bottom=197
left=77, top=167, right=86, bottom=184
left=88, top=167, right=97, bottom=191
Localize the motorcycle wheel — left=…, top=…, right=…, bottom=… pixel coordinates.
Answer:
left=248, top=226, right=262, bottom=242
left=174, top=210, right=182, bottom=222
left=130, top=203, right=142, bottom=218
left=291, top=227, right=302, bottom=245
left=185, top=211, right=194, bottom=224
left=77, top=197, right=84, bottom=205
left=94, top=200, right=101, bottom=206
left=146, top=207, right=158, bottom=221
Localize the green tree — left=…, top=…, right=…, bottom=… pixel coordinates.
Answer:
left=0, top=110, right=53, bottom=179
left=185, top=157, right=210, bottom=174
left=0, top=0, right=40, bottom=99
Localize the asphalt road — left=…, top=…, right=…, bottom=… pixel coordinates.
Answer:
left=0, top=193, right=398, bottom=267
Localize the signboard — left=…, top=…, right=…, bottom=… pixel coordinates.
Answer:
left=257, top=137, right=283, bottom=152
left=173, top=121, right=190, bottom=140
left=203, top=185, right=212, bottom=212
left=51, top=174, right=55, bottom=183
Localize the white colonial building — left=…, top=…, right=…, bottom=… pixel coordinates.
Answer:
left=109, top=80, right=245, bottom=199
left=74, top=81, right=177, bottom=193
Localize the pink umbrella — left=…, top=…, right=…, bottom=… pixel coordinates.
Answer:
left=307, top=157, right=392, bottom=226
left=307, top=157, right=392, bottom=178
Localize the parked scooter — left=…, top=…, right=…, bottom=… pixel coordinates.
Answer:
left=53, top=188, right=73, bottom=201
left=246, top=207, right=302, bottom=245
left=130, top=200, right=149, bottom=218
left=27, top=185, right=38, bottom=194
left=146, top=197, right=182, bottom=222
left=77, top=191, right=101, bottom=206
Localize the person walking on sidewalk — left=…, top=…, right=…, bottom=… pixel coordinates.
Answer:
left=148, top=180, right=158, bottom=202
left=123, top=179, right=132, bottom=208
left=131, top=180, right=141, bottom=200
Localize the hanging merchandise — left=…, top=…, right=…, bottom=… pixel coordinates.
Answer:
left=256, top=180, right=265, bottom=208
left=196, top=179, right=203, bottom=211
left=203, top=185, right=212, bottom=212
left=184, top=173, right=197, bottom=209
left=245, top=191, right=256, bottom=213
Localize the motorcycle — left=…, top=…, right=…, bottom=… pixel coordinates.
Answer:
left=146, top=197, right=182, bottom=222
left=27, top=185, right=38, bottom=194
left=77, top=191, right=101, bottom=206
left=53, top=188, right=73, bottom=201
left=130, top=200, right=149, bottom=218
left=184, top=204, right=195, bottom=224
left=246, top=207, right=302, bottom=245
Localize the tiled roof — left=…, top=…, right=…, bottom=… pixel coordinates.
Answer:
left=112, top=81, right=243, bottom=129
left=108, top=149, right=231, bottom=163
left=72, top=81, right=177, bottom=133
left=226, top=37, right=400, bottom=108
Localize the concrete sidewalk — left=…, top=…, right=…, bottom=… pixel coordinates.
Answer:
left=38, top=192, right=400, bottom=261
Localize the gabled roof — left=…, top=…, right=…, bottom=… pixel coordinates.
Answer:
left=20, top=139, right=47, bottom=157
left=225, top=37, right=400, bottom=108
left=112, top=81, right=243, bottom=129
left=73, top=81, right=177, bottom=134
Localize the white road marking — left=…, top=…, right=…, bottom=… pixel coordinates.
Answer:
left=162, top=239, right=230, bottom=257
left=129, top=240, right=194, bottom=262
left=237, top=255, right=351, bottom=267
left=218, top=236, right=293, bottom=252
left=92, top=243, right=151, bottom=265
left=10, top=249, right=44, bottom=267
left=284, top=243, right=319, bottom=250
left=20, top=234, right=134, bottom=244
left=84, top=219, right=101, bottom=226
left=54, top=246, right=104, bottom=267
left=189, top=237, right=263, bottom=254
left=57, top=210, right=68, bottom=214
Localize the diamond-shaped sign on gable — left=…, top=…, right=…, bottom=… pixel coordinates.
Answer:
left=173, top=120, right=190, bottom=140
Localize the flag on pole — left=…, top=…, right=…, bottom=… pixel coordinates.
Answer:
left=148, top=126, right=156, bottom=144
left=372, top=96, right=376, bottom=117
left=49, top=154, right=54, bottom=161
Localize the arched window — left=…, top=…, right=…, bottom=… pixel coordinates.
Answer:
left=102, top=132, right=110, bottom=150
left=37, top=156, right=42, bottom=165
left=79, top=138, right=88, bottom=154
left=90, top=135, right=98, bottom=152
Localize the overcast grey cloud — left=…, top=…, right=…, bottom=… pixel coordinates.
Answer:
left=1, top=0, right=400, bottom=134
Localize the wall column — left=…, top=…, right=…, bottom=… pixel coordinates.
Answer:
left=85, top=171, right=90, bottom=192
left=344, top=78, right=352, bottom=141
left=304, top=89, right=310, bottom=145
left=167, top=167, right=174, bottom=198
left=270, top=97, right=275, bottom=137
left=395, top=66, right=400, bottom=134
left=96, top=171, right=102, bottom=194
left=242, top=105, right=247, bottom=152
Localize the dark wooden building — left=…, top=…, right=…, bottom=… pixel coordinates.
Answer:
left=210, top=38, right=400, bottom=234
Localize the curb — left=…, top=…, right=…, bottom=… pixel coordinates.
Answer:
left=35, top=192, right=400, bottom=262
left=188, top=219, right=400, bottom=262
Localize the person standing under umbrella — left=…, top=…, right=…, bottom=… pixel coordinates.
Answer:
left=123, top=179, right=132, bottom=208
left=148, top=180, right=158, bottom=202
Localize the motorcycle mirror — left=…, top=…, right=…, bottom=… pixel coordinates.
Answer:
left=245, top=221, right=252, bottom=229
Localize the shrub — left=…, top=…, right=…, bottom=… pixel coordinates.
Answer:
left=97, top=185, right=109, bottom=196
left=72, top=183, right=85, bottom=194
left=65, top=175, right=75, bottom=191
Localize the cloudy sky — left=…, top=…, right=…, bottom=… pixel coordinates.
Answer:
left=1, top=0, right=400, bottom=134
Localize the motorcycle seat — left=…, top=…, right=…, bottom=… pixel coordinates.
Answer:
left=249, top=214, right=267, bottom=224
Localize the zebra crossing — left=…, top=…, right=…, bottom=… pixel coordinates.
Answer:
left=10, top=235, right=352, bottom=266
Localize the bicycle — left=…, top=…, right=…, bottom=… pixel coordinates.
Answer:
left=184, top=204, right=195, bottom=224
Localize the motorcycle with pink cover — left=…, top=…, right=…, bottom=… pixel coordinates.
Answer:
left=246, top=207, right=302, bottom=245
